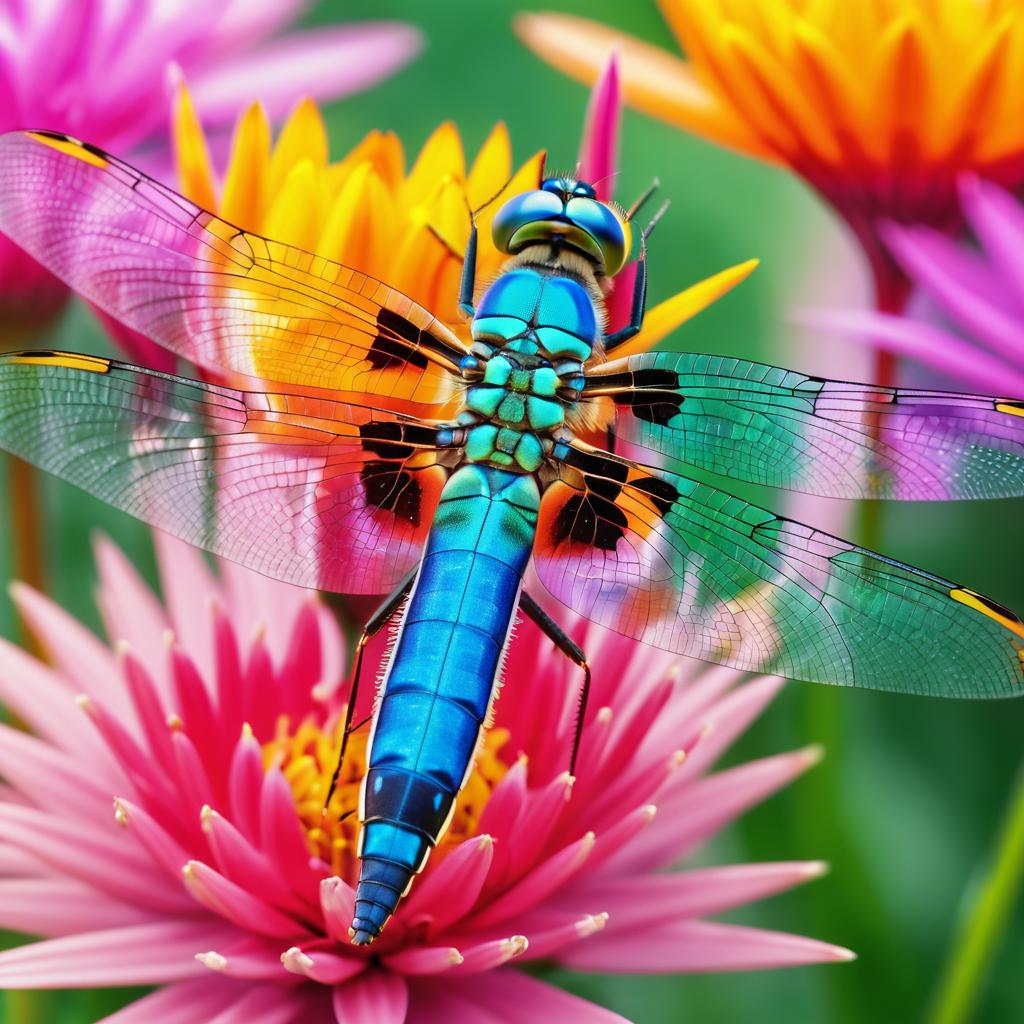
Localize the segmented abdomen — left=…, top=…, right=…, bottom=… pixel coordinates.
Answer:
left=351, top=465, right=539, bottom=943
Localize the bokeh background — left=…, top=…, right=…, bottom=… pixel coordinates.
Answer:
left=1, top=2, right=1022, bottom=1022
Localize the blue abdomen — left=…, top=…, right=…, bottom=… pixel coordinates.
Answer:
left=351, top=465, right=539, bottom=943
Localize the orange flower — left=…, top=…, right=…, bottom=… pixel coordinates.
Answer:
left=518, top=2, right=1024, bottom=311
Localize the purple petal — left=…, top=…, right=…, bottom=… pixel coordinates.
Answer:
left=801, top=308, right=1024, bottom=395
left=188, top=24, right=422, bottom=124
left=960, top=175, right=1024, bottom=314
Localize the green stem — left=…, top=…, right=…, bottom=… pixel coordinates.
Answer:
left=4, top=990, right=51, bottom=1024
left=928, top=761, right=1024, bottom=1024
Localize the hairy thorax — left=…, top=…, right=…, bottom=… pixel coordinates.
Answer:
left=458, top=248, right=607, bottom=472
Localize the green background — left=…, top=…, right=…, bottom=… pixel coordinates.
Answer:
left=3, top=2, right=1023, bottom=1022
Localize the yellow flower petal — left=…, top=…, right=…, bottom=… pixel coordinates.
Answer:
left=263, top=159, right=327, bottom=251
left=404, top=122, right=465, bottom=209
left=319, top=161, right=393, bottom=271
left=268, top=97, right=328, bottom=197
left=220, top=102, right=271, bottom=231
left=467, top=122, right=512, bottom=212
left=614, top=258, right=759, bottom=358
left=172, top=82, right=217, bottom=211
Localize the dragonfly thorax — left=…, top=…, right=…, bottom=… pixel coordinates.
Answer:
left=458, top=266, right=601, bottom=472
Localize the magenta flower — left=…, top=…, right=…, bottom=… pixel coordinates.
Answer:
left=0, top=0, right=421, bottom=334
left=808, top=177, right=1024, bottom=397
left=0, top=533, right=850, bottom=1022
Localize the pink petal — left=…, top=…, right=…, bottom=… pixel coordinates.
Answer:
left=382, top=944, right=464, bottom=975
left=200, top=807, right=312, bottom=920
left=0, top=803, right=192, bottom=914
left=400, top=834, right=494, bottom=935
left=189, top=24, right=422, bottom=124
left=586, top=803, right=658, bottom=875
left=182, top=860, right=309, bottom=940
left=113, top=797, right=192, bottom=883
left=0, top=630, right=113, bottom=766
left=674, top=675, right=786, bottom=780
left=259, top=765, right=320, bottom=904
left=881, top=220, right=1024, bottom=362
left=196, top=935, right=292, bottom=981
left=9, top=582, right=123, bottom=713
left=281, top=943, right=365, bottom=985
left=0, top=878, right=151, bottom=937
left=94, top=535, right=171, bottom=690
left=0, top=920, right=240, bottom=987
left=568, top=861, right=827, bottom=931
left=800, top=308, right=1024, bottom=395
left=226, top=727, right=263, bottom=845
left=96, top=978, right=247, bottom=1023
left=561, top=919, right=854, bottom=973
left=448, top=935, right=528, bottom=974
left=205, top=982, right=318, bottom=1024
left=614, top=747, right=822, bottom=873
left=473, top=832, right=595, bottom=929
left=450, top=970, right=630, bottom=1023
left=497, top=772, right=574, bottom=883
left=960, top=175, right=1024, bottom=312
left=0, top=721, right=111, bottom=815
left=577, top=53, right=620, bottom=200
left=333, top=969, right=408, bottom=1024
left=154, top=531, right=220, bottom=677
left=320, top=876, right=357, bottom=944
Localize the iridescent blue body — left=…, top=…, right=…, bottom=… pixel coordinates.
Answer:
left=352, top=258, right=604, bottom=944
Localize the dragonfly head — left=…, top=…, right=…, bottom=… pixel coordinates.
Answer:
left=491, top=176, right=630, bottom=276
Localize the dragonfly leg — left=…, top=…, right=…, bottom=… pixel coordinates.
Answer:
left=324, top=567, right=418, bottom=810
left=518, top=590, right=592, bottom=777
left=458, top=221, right=478, bottom=320
left=604, top=257, right=647, bottom=352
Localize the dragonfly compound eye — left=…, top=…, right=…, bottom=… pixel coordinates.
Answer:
left=492, top=188, right=630, bottom=276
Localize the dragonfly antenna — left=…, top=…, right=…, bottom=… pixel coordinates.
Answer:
left=626, top=178, right=660, bottom=221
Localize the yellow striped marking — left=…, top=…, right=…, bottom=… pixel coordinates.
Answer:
left=11, top=351, right=110, bottom=374
left=26, top=131, right=108, bottom=169
left=996, top=401, right=1024, bottom=418
left=950, top=587, right=1024, bottom=641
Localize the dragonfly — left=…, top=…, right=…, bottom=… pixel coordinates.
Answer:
left=0, top=130, right=1023, bottom=945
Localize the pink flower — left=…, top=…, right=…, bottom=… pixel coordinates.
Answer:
left=0, top=0, right=421, bottom=336
left=805, top=177, right=1024, bottom=397
left=0, top=533, right=851, bottom=1022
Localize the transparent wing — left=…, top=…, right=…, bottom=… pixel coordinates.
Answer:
left=534, top=441, right=1024, bottom=697
left=0, top=130, right=468, bottom=408
left=0, top=351, right=458, bottom=594
left=585, top=351, right=1024, bottom=500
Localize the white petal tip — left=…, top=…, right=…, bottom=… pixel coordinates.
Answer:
left=196, top=951, right=228, bottom=971
left=800, top=744, right=826, bottom=768
left=281, top=946, right=315, bottom=974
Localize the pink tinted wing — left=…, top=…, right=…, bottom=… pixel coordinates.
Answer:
left=534, top=441, right=1024, bottom=698
left=0, top=130, right=467, bottom=408
left=0, top=351, right=455, bottom=594
left=585, top=352, right=1024, bottom=500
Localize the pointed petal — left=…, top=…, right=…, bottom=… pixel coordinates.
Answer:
left=189, top=25, right=422, bottom=125
left=332, top=969, right=408, bottom=1024
left=561, top=919, right=855, bottom=973
left=0, top=921, right=240, bottom=987
left=578, top=54, right=620, bottom=201
left=400, top=833, right=494, bottom=935
left=613, top=259, right=759, bottom=358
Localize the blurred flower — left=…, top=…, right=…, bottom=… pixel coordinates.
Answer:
left=0, top=0, right=421, bottom=337
left=149, top=66, right=757, bottom=374
left=517, top=2, right=1024, bottom=314
left=806, top=176, right=1024, bottom=397
left=0, top=534, right=849, bottom=1022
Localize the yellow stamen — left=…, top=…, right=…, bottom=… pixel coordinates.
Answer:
left=262, top=714, right=510, bottom=880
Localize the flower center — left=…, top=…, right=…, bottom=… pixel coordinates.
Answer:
left=263, top=714, right=510, bottom=879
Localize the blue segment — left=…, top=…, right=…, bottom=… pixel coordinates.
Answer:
left=354, top=465, right=540, bottom=943
left=473, top=269, right=598, bottom=359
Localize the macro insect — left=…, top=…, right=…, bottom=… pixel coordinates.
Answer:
left=0, top=130, right=1023, bottom=945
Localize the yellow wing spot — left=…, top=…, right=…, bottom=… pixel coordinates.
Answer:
left=11, top=351, right=111, bottom=374
left=950, top=588, right=1024, bottom=642
left=995, top=401, right=1024, bottom=418
left=26, top=131, right=108, bottom=169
